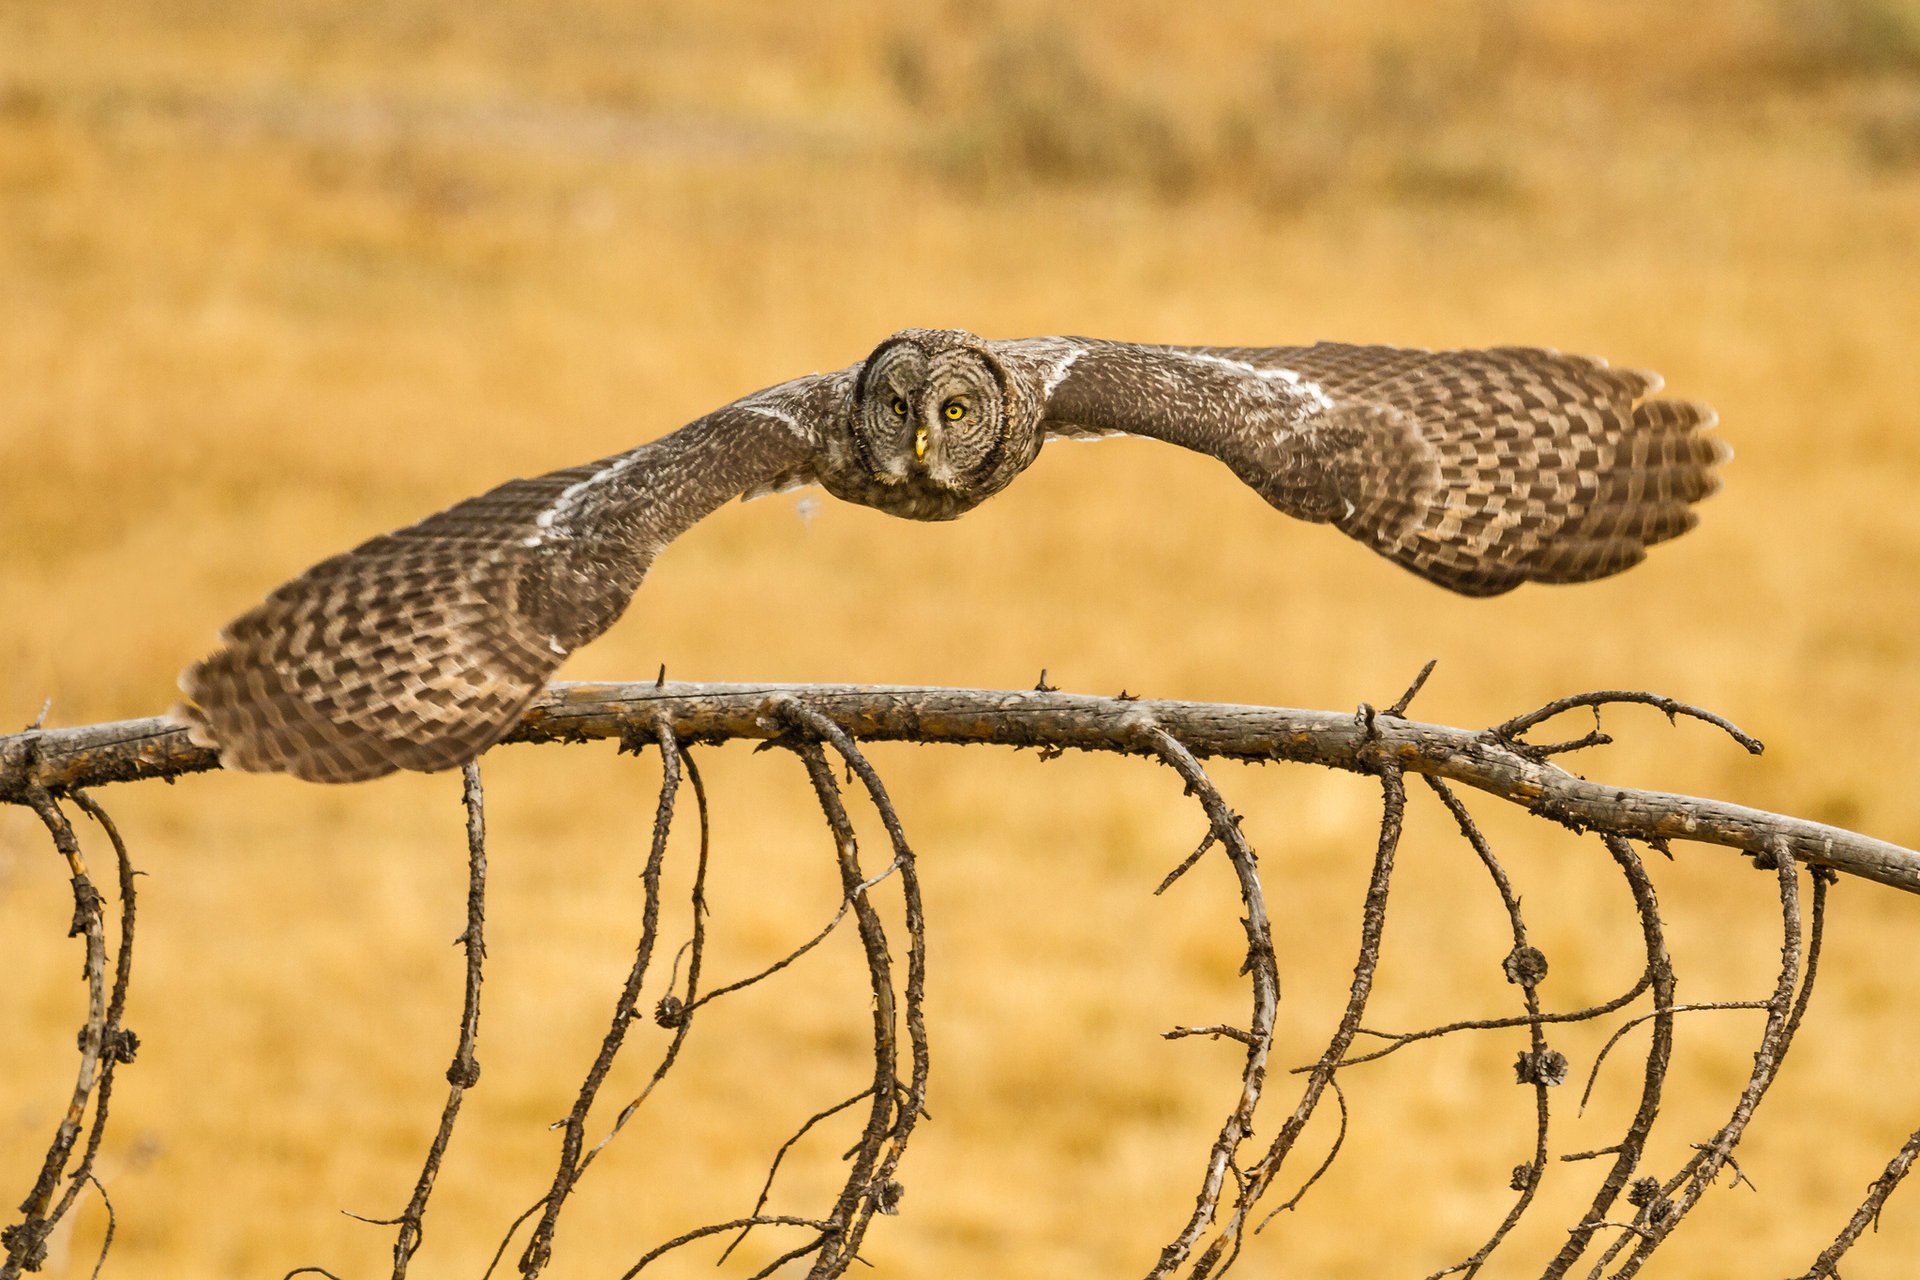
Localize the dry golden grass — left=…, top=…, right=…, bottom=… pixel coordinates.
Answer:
left=4, top=1, right=1920, bottom=1275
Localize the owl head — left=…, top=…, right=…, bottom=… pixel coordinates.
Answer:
left=841, top=328, right=1040, bottom=520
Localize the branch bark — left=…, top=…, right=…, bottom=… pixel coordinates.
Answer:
left=4, top=680, right=1917, bottom=894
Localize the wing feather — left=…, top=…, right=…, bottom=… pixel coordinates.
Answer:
left=1004, top=338, right=1726, bottom=597
left=176, top=377, right=841, bottom=781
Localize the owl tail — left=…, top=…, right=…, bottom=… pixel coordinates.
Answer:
left=1328, top=350, right=1729, bottom=597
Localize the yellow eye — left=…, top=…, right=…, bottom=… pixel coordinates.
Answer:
left=943, top=401, right=966, bottom=420
left=891, top=397, right=908, bottom=416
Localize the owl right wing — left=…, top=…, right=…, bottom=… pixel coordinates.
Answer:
left=174, top=372, right=851, bottom=783
left=998, top=337, right=1727, bottom=597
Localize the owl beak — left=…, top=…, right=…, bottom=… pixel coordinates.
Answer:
left=913, top=424, right=929, bottom=461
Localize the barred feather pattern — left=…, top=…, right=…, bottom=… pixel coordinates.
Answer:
left=1018, top=339, right=1726, bottom=597
left=177, top=466, right=612, bottom=782
left=176, top=390, right=825, bottom=782
left=176, top=332, right=1724, bottom=784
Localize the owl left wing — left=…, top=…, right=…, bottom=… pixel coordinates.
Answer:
left=174, top=372, right=849, bottom=782
left=993, top=337, right=1727, bottom=597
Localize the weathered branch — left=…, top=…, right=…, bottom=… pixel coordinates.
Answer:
left=3, top=790, right=112, bottom=1279
left=8, top=675, right=1920, bottom=1278
left=3, top=681, right=1916, bottom=894
left=372, top=762, right=488, bottom=1277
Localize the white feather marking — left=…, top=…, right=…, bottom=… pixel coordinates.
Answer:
left=1173, top=351, right=1335, bottom=412
left=520, top=454, right=643, bottom=548
left=1041, top=346, right=1084, bottom=397
left=739, top=403, right=803, bottom=432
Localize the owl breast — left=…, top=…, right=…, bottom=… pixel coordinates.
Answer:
left=811, top=452, right=999, bottom=521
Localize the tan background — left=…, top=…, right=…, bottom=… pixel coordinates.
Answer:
left=4, top=1, right=1920, bottom=1275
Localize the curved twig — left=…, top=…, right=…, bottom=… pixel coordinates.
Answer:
left=1578, top=1003, right=1769, bottom=1114
left=1544, top=836, right=1677, bottom=1280
left=573, top=747, right=715, bottom=1176
left=1608, top=847, right=1823, bottom=1279
left=1321, top=973, right=1653, bottom=1072
left=1419, top=777, right=1550, bottom=1280
left=42, top=793, right=139, bottom=1257
left=1137, top=727, right=1282, bottom=1278
left=618, top=1216, right=837, bottom=1278
left=2, top=789, right=110, bottom=1280
left=383, top=762, right=489, bottom=1276
left=517, top=725, right=682, bottom=1277
left=721, top=1090, right=876, bottom=1264
left=1802, top=1121, right=1920, bottom=1277
left=1488, top=691, right=1763, bottom=755
left=785, top=734, right=900, bottom=1279
left=774, top=701, right=931, bottom=1278
left=6, top=680, right=1917, bottom=1279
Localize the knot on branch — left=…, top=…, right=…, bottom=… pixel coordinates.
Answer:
left=1503, top=945, right=1549, bottom=989
left=1, top=1219, right=50, bottom=1270
left=1514, top=1047, right=1570, bottom=1087
left=1628, top=1175, right=1677, bottom=1230
left=868, top=1178, right=906, bottom=1216
left=67, top=875, right=101, bottom=938
left=6, top=679, right=1917, bottom=1280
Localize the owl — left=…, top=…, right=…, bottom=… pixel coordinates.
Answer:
left=175, top=329, right=1727, bottom=782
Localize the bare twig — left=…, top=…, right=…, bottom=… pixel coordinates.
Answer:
left=774, top=701, right=931, bottom=1278
left=6, top=680, right=1917, bottom=1279
left=1489, top=690, right=1763, bottom=755
left=1385, top=659, right=1439, bottom=718
left=1318, top=974, right=1652, bottom=1072
left=1137, top=727, right=1282, bottom=1279
left=1544, top=836, right=1677, bottom=1280
left=1578, top=1003, right=1769, bottom=1114
left=1186, top=767, right=1405, bottom=1278
left=1802, top=1122, right=1920, bottom=1277
left=2, top=789, right=110, bottom=1280
left=1608, top=847, right=1823, bottom=1279
left=41, top=793, right=139, bottom=1263
left=516, top=725, right=682, bottom=1277
left=721, top=1090, right=876, bottom=1264
left=1420, top=778, right=1551, bottom=1280
left=380, top=762, right=489, bottom=1276
left=570, top=748, right=715, bottom=1181
left=1256, top=1077, right=1348, bottom=1228
left=619, top=1216, right=837, bottom=1277
left=81, top=1175, right=113, bottom=1280
left=785, top=736, right=900, bottom=1279
left=1155, top=830, right=1217, bottom=896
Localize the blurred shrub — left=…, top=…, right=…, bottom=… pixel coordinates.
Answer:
left=1858, top=90, right=1920, bottom=168
left=901, top=28, right=1203, bottom=198
left=891, top=24, right=1521, bottom=211
left=1774, top=0, right=1920, bottom=78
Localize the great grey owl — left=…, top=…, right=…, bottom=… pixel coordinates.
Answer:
left=175, top=329, right=1727, bottom=783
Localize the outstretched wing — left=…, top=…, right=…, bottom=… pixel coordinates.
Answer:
left=1001, top=338, right=1726, bottom=596
left=175, top=374, right=846, bottom=782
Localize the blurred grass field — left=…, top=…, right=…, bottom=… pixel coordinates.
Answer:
left=4, top=1, right=1920, bottom=1275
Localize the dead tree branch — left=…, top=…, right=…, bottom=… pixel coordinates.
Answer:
left=5, top=681, right=1915, bottom=893
left=6, top=677, right=1920, bottom=1278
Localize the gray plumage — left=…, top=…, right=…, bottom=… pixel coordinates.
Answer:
left=176, top=329, right=1727, bottom=782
